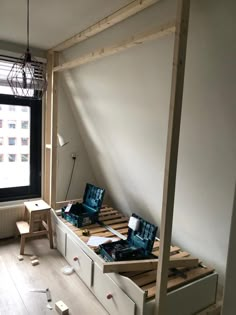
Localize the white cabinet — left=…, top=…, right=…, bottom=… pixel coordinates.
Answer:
left=65, top=234, right=93, bottom=288
left=53, top=211, right=218, bottom=315
left=92, top=263, right=135, bottom=315
left=55, top=224, right=66, bottom=256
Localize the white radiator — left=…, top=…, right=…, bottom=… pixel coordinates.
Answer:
left=0, top=204, right=25, bottom=239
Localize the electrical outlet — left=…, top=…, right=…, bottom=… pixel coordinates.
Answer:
left=71, top=152, right=78, bottom=159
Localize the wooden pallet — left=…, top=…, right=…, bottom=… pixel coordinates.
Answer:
left=59, top=206, right=214, bottom=301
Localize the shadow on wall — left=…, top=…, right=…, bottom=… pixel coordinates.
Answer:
left=60, top=68, right=163, bottom=226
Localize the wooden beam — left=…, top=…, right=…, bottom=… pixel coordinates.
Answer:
left=102, top=257, right=198, bottom=273
left=43, top=52, right=53, bottom=204
left=50, top=0, right=160, bottom=52
left=53, top=21, right=176, bottom=72
left=154, top=1, right=190, bottom=315
left=50, top=52, right=59, bottom=210
left=44, top=52, right=59, bottom=208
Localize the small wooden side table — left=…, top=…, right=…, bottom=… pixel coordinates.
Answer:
left=16, top=200, right=53, bottom=255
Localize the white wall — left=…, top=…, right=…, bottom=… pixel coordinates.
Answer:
left=56, top=78, right=96, bottom=201
left=59, top=0, right=236, bottom=296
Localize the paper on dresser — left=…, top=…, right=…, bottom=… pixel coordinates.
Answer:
left=87, top=236, right=119, bottom=247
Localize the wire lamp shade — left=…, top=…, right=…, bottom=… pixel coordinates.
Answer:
left=7, top=0, right=47, bottom=99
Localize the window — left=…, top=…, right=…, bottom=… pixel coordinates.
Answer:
left=0, top=119, right=2, bottom=128
left=8, top=137, right=16, bottom=145
left=0, top=154, right=3, bottom=162
left=21, top=154, right=29, bottom=162
left=8, top=120, right=16, bottom=129
left=21, top=121, right=29, bottom=129
left=21, top=138, right=29, bottom=145
left=8, top=154, right=16, bottom=162
left=0, top=94, right=42, bottom=202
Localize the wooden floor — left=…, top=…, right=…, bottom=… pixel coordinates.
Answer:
left=0, top=237, right=108, bottom=315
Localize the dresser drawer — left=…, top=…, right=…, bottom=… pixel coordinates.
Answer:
left=93, top=263, right=135, bottom=315
left=66, top=234, right=93, bottom=287
left=55, top=224, right=66, bottom=257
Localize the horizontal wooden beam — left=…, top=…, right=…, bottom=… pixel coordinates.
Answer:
left=50, top=0, right=160, bottom=52
left=102, top=257, right=199, bottom=273
left=53, top=21, right=176, bottom=72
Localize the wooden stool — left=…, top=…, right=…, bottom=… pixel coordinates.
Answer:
left=16, top=200, right=53, bottom=255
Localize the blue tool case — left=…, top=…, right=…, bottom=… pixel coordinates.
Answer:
left=62, top=183, right=105, bottom=227
left=99, top=213, right=158, bottom=261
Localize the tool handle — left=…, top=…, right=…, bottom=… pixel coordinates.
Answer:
left=46, top=288, right=51, bottom=302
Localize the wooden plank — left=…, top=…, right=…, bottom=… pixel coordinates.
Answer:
left=99, top=210, right=119, bottom=216
left=155, top=1, right=190, bottom=314
left=103, top=257, right=199, bottom=273
left=50, top=52, right=59, bottom=210
left=53, top=21, right=176, bottom=72
left=99, top=214, right=123, bottom=221
left=43, top=52, right=53, bottom=204
left=145, top=267, right=214, bottom=299
left=44, top=51, right=59, bottom=209
left=129, top=252, right=190, bottom=287
left=16, top=221, right=29, bottom=235
left=153, top=246, right=180, bottom=257
left=101, top=217, right=129, bottom=225
left=50, top=0, right=160, bottom=52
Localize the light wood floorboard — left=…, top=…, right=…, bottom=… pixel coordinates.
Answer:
left=0, top=237, right=108, bottom=315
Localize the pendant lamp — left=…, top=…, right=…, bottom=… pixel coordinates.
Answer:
left=7, top=0, right=47, bottom=99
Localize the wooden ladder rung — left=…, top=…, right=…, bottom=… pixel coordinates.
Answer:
left=16, top=221, right=30, bottom=235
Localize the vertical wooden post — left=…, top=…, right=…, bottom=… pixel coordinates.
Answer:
left=50, top=53, right=59, bottom=210
left=44, top=51, right=59, bottom=209
left=154, top=1, right=190, bottom=314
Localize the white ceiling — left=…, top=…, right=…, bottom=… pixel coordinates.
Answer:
left=0, top=0, right=131, bottom=51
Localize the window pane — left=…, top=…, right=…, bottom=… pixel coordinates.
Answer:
left=21, top=121, right=29, bottom=129
left=8, top=137, right=16, bottom=145
left=8, top=120, right=16, bottom=128
left=8, top=154, right=16, bottom=162
left=0, top=104, right=30, bottom=188
left=21, top=154, right=29, bottom=162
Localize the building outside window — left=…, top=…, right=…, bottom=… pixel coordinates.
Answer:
left=21, top=138, right=29, bottom=146
left=9, top=105, right=15, bottom=111
left=8, top=120, right=16, bottom=129
left=0, top=119, right=2, bottom=128
left=21, top=154, right=29, bottom=162
left=0, top=137, right=3, bottom=145
left=8, top=137, right=16, bottom=145
left=8, top=154, right=16, bottom=162
left=0, top=154, right=3, bottom=162
left=21, top=107, right=28, bottom=112
left=21, top=120, right=29, bottom=129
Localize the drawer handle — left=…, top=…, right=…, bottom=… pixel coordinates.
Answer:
left=106, top=293, right=113, bottom=300
left=73, top=257, right=79, bottom=261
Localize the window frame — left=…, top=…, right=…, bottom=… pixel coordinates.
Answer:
left=0, top=93, right=42, bottom=202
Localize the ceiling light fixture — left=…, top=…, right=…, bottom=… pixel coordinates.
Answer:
left=7, top=0, right=47, bottom=99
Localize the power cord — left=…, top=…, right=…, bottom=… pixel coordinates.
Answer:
left=65, top=156, right=76, bottom=200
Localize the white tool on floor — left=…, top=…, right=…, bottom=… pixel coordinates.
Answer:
left=55, top=300, right=69, bottom=315
left=30, top=288, right=52, bottom=302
